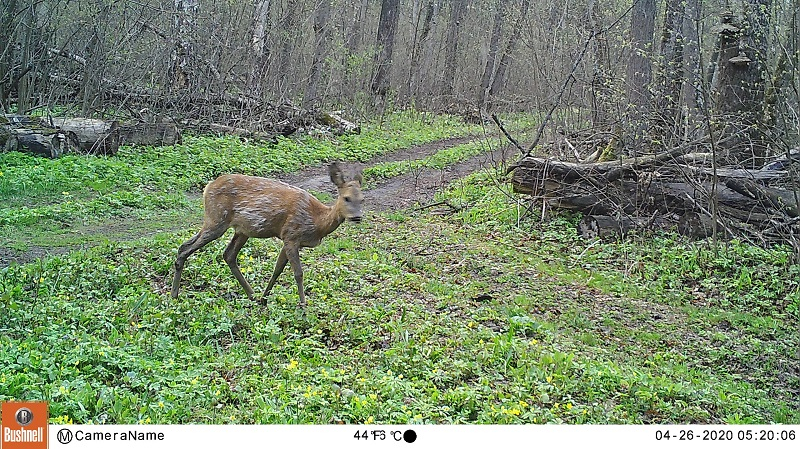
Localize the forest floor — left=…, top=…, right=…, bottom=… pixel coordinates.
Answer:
left=0, top=135, right=511, bottom=266
left=1, top=113, right=798, bottom=425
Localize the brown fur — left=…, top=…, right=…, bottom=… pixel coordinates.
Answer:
left=171, top=162, right=363, bottom=307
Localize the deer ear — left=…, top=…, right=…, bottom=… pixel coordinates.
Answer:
left=353, top=169, right=363, bottom=186
left=329, top=162, right=345, bottom=187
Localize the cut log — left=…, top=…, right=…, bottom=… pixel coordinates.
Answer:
left=118, top=121, right=181, bottom=147
left=3, top=128, right=78, bottom=158
left=205, top=123, right=277, bottom=141
left=578, top=215, right=637, bottom=239
left=4, top=115, right=182, bottom=157
left=50, top=118, right=120, bottom=155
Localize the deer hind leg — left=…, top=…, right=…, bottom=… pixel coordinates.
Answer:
left=261, top=247, right=288, bottom=305
left=223, top=232, right=255, bottom=300
left=171, top=224, right=228, bottom=298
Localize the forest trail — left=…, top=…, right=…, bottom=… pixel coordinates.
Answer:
left=0, top=135, right=513, bottom=267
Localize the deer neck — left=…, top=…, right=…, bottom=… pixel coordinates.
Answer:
left=315, top=196, right=346, bottom=239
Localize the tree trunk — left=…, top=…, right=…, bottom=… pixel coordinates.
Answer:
left=441, top=0, right=468, bottom=98
left=681, top=0, right=704, bottom=141
left=624, top=0, right=655, bottom=156
left=303, top=0, right=332, bottom=107
left=171, top=0, right=199, bottom=91
left=344, top=0, right=370, bottom=99
left=710, top=2, right=771, bottom=168
left=653, top=0, right=686, bottom=146
left=588, top=0, right=612, bottom=129
left=80, top=26, right=102, bottom=116
left=0, top=0, right=18, bottom=112
left=487, top=0, right=529, bottom=102
left=372, top=0, right=401, bottom=101
left=16, top=1, right=38, bottom=113
left=249, top=0, right=271, bottom=94
left=346, top=0, right=370, bottom=56
left=480, top=1, right=505, bottom=111
left=407, top=0, right=436, bottom=101
left=277, top=0, right=298, bottom=98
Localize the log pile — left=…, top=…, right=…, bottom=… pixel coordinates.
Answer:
left=509, top=139, right=800, bottom=248
left=1, top=114, right=181, bottom=157
left=2, top=103, right=358, bottom=158
left=47, top=47, right=360, bottom=139
left=180, top=101, right=360, bottom=141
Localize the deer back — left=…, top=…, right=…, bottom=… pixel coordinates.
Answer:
left=203, top=174, right=330, bottom=244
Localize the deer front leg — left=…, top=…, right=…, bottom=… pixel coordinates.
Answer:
left=223, top=232, right=255, bottom=301
left=262, top=247, right=288, bottom=305
left=284, top=245, right=306, bottom=308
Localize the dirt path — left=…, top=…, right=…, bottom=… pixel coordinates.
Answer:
left=0, top=135, right=513, bottom=267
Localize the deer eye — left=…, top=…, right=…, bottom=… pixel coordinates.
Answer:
left=344, top=197, right=351, bottom=202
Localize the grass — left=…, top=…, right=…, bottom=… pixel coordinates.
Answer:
left=0, top=110, right=496, bottom=250
left=1, top=112, right=798, bottom=424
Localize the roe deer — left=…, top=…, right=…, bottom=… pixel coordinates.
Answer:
left=171, top=162, right=364, bottom=307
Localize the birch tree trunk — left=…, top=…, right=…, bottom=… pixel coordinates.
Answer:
left=249, top=0, right=271, bottom=94
left=171, top=0, right=199, bottom=91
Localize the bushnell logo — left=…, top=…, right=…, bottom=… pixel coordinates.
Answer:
left=1, top=401, right=48, bottom=449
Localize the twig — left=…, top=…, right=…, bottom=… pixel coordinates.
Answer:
left=491, top=113, right=525, bottom=154
left=413, top=200, right=463, bottom=213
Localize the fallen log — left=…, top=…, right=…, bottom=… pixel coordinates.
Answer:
left=725, top=178, right=800, bottom=218
left=3, top=128, right=78, bottom=158
left=512, top=146, right=688, bottom=184
left=317, top=111, right=360, bottom=135
left=3, top=115, right=182, bottom=157
left=49, top=117, right=120, bottom=155
left=677, top=164, right=790, bottom=182
left=577, top=214, right=673, bottom=239
left=119, top=120, right=181, bottom=147
left=204, top=122, right=280, bottom=141
left=506, top=129, right=800, bottom=246
left=678, top=212, right=720, bottom=239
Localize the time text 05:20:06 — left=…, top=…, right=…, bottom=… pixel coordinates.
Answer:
left=655, top=429, right=796, bottom=442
